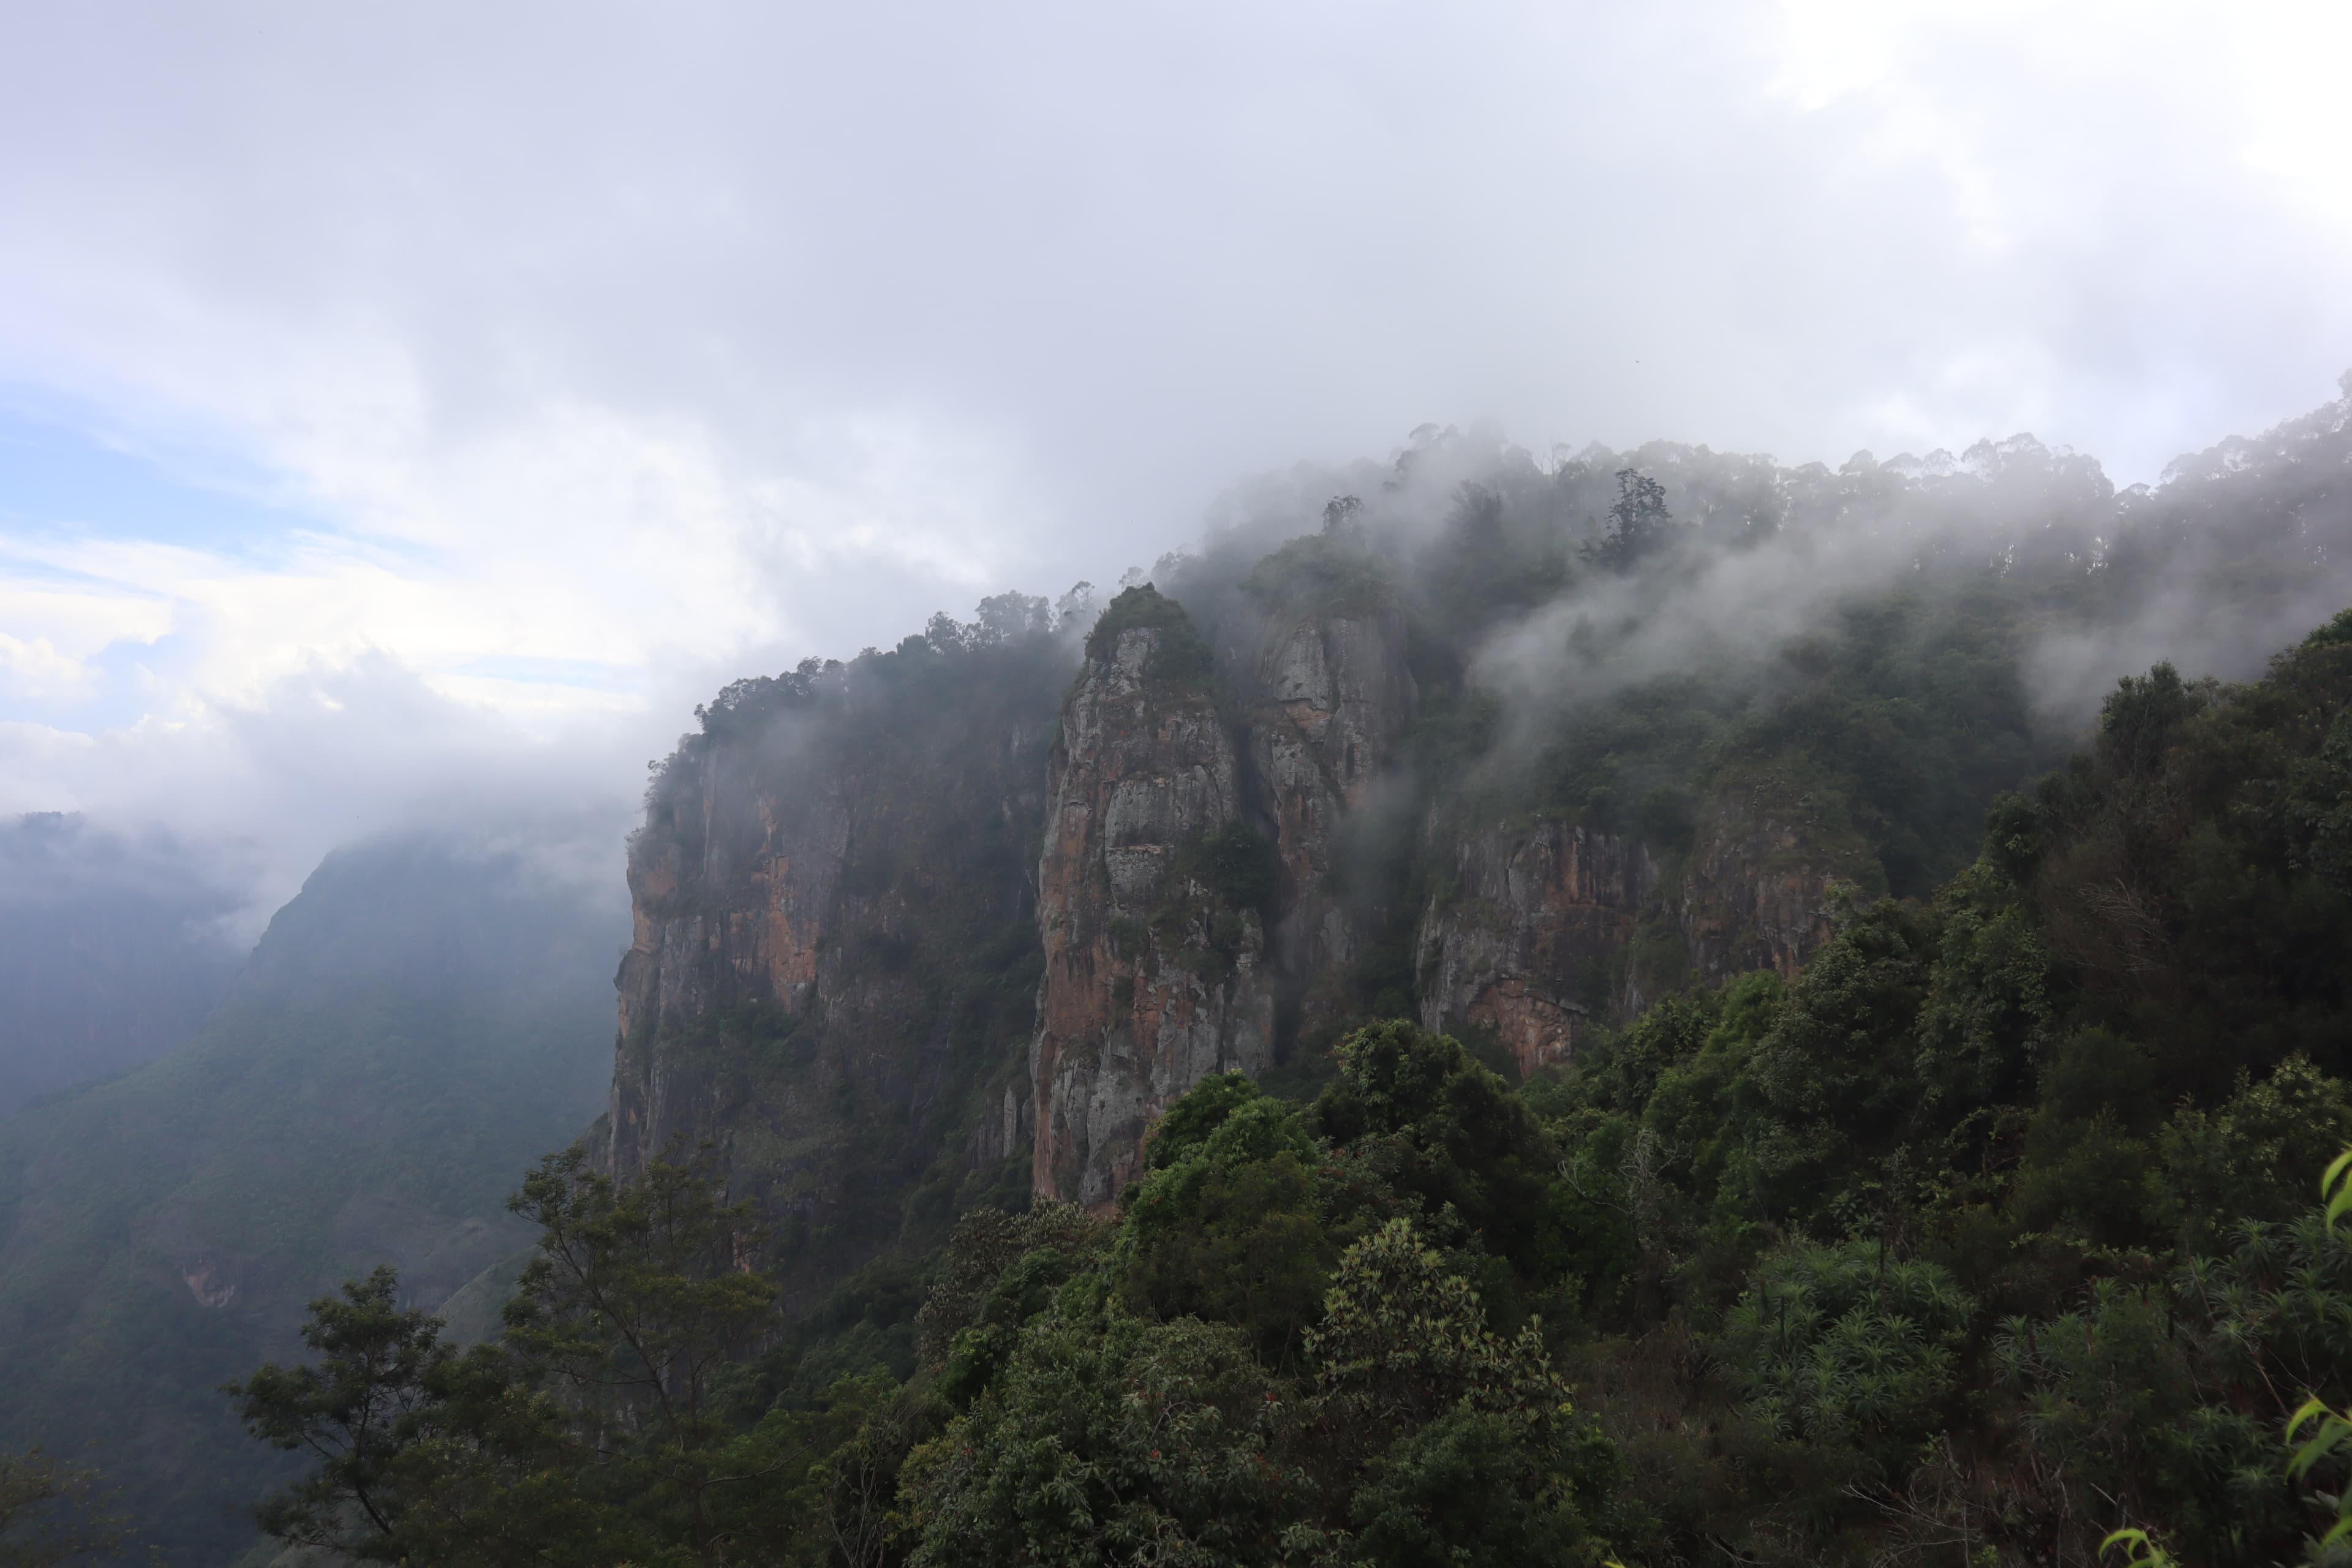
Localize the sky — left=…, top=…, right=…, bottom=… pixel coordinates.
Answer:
left=1, top=0, right=2348, bottom=922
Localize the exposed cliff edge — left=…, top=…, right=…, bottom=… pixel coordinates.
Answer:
left=608, top=581, right=1863, bottom=1245
left=609, top=725, right=851, bottom=1172
left=1030, top=587, right=1275, bottom=1209
left=605, top=626, right=1069, bottom=1291
left=1675, top=791, right=1857, bottom=982
left=608, top=418, right=2165, bottom=1260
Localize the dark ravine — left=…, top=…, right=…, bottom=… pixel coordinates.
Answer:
left=0, top=814, right=243, bottom=1120
left=0, top=835, right=622, bottom=1564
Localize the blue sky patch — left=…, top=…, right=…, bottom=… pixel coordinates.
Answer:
left=0, top=393, right=326, bottom=557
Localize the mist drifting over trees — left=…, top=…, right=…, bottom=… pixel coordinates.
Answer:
left=0, top=9, right=2349, bottom=1555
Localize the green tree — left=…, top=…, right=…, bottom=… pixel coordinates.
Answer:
left=902, top=1305, right=1301, bottom=1568
left=231, top=1152, right=796, bottom=1568
left=225, top=1266, right=549, bottom=1564
left=1717, top=1242, right=1972, bottom=1482
left=227, top=1267, right=433, bottom=1547
left=1119, top=1080, right=1330, bottom=1359
left=1313, top=1021, right=1561, bottom=1277
left=0, top=1450, right=127, bottom=1568
left=1736, top=897, right=1941, bottom=1235
left=1579, top=468, right=1676, bottom=571
left=914, top=1199, right=1101, bottom=1368
left=1300, top=1217, right=1622, bottom=1566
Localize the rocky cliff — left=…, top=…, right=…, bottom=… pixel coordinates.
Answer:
left=610, top=723, right=851, bottom=1167
left=610, top=532, right=1943, bottom=1267
left=1029, top=587, right=1275, bottom=1209
left=1413, top=823, right=1660, bottom=1078
left=606, top=629, right=1067, bottom=1288
left=611, top=580, right=1864, bottom=1246
left=1242, top=601, right=1417, bottom=999
left=1675, top=793, right=1856, bottom=981
left=1409, top=798, right=1855, bottom=1077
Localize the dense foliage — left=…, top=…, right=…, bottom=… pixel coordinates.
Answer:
left=0, top=1448, right=124, bottom=1567
left=1518, top=612, right=2352, bottom=1563
left=239, top=608, right=2352, bottom=1564
left=21, top=383, right=2352, bottom=1562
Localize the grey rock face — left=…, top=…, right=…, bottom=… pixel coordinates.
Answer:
left=1244, top=606, right=1417, bottom=992
left=608, top=728, right=852, bottom=1177
left=602, top=647, right=1063, bottom=1301
left=1675, top=795, right=1844, bottom=981
left=1031, top=614, right=1274, bottom=1210
left=1415, top=821, right=1659, bottom=1076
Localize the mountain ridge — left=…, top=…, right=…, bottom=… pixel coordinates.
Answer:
left=601, top=376, right=2352, bottom=1297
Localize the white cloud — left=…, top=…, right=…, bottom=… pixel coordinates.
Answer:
left=0, top=0, right=2344, bottom=910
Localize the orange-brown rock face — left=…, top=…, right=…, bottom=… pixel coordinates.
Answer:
left=601, top=644, right=1066, bottom=1302
left=1415, top=793, right=1851, bottom=1075
left=1676, top=799, right=1845, bottom=981
left=608, top=727, right=852, bottom=1178
left=1415, top=823, right=1659, bottom=1077
left=1030, top=600, right=1274, bottom=1210
left=606, top=587, right=1865, bottom=1277
left=1245, top=606, right=1416, bottom=989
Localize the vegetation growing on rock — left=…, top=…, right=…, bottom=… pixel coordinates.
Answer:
left=233, top=600, right=2352, bottom=1562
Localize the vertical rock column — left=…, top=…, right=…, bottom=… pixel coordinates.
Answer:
left=606, top=731, right=850, bottom=1178
left=1030, top=587, right=1273, bottom=1210
left=1246, top=605, right=1415, bottom=993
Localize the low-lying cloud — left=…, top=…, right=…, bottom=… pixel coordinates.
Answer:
left=1, top=0, right=2348, bottom=919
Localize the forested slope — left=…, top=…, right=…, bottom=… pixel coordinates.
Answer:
left=0, top=837, right=622, bottom=1562
left=195, top=379, right=2352, bottom=1567
left=222, top=607, right=2352, bottom=1564
left=13, top=380, right=2351, bottom=1564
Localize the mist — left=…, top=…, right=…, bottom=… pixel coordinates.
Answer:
left=0, top=814, right=243, bottom=1117
left=2, top=1, right=2350, bottom=916
left=1164, top=372, right=2352, bottom=769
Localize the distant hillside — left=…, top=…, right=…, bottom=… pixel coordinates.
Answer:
left=0, top=815, right=243, bottom=1120
left=0, top=835, right=624, bottom=1566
